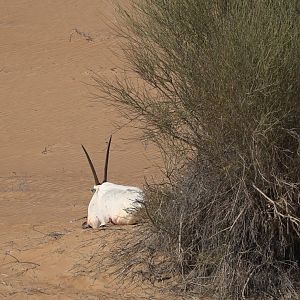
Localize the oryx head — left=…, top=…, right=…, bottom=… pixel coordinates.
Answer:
left=81, top=135, right=112, bottom=190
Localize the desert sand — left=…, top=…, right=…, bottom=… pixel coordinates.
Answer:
left=0, top=1, right=162, bottom=298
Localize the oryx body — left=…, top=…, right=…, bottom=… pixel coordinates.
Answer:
left=87, top=182, right=142, bottom=228
left=81, top=136, right=143, bottom=229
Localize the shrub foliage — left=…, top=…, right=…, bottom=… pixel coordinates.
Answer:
left=95, top=0, right=300, bottom=298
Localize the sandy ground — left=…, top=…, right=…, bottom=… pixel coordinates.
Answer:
left=0, top=1, right=163, bottom=298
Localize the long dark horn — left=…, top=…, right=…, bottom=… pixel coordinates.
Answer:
left=103, top=135, right=112, bottom=183
left=81, top=144, right=100, bottom=185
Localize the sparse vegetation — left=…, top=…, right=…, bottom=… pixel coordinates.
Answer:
left=94, top=1, right=300, bottom=298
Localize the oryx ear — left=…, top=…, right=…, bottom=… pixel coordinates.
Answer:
left=102, top=135, right=112, bottom=183
left=81, top=144, right=100, bottom=186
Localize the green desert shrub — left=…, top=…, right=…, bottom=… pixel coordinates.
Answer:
left=94, top=0, right=300, bottom=298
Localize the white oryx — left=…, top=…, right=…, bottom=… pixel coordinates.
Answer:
left=81, top=136, right=143, bottom=229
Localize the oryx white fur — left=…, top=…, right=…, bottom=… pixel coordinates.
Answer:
left=87, top=182, right=143, bottom=228
left=81, top=135, right=143, bottom=229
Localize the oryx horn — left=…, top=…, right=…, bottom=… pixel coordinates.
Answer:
left=103, top=135, right=112, bottom=183
left=81, top=144, right=100, bottom=186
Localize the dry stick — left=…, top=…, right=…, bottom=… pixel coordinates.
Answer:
left=32, top=226, right=65, bottom=240
left=70, top=215, right=87, bottom=222
left=32, top=226, right=47, bottom=236
left=229, top=178, right=246, bottom=231
left=23, top=288, right=51, bottom=296
left=97, top=226, right=125, bottom=231
left=69, top=28, right=94, bottom=42
left=229, top=206, right=246, bottom=231
left=241, top=265, right=260, bottom=299
left=178, top=212, right=187, bottom=291
left=253, top=184, right=300, bottom=226
left=4, top=252, right=40, bottom=267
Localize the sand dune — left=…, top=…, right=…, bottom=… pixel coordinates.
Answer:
left=0, top=1, right=161, bottom=298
